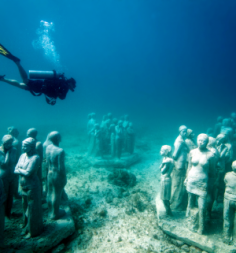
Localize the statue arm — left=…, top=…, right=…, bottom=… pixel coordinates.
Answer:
left=36, top=143, right=43, bottom=162
left=58, top=150, right=66, bottom=175
left=0, top=151, right=10, bottom=168
left=185, top=151, right=192, bottom=179
left=220, top=146, right=227, bottom=158
left=172, top=141, right=182, bottom=160
left=161, top=164, right=168, bottom=174
left=17, top=156, right=39, bottom=177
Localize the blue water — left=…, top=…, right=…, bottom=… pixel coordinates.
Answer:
left=0, top=0, right=236, bottom=136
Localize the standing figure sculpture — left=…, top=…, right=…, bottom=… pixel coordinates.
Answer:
left=0, top=135, right=17, bottom=218
left=46, top=131, right=67, bottom=220
left=7, top=126, right=21, bottom=198
left=171, top=125, right=189, bottom=211
left=110, top=124, right=116, bottom=158
left=14, top=138, right=43, bottom=238
left=122, top=115, right=129, bottom=152
left=159, top=145, right=174, bottom=216
left=87, top=113, right=96, bottom=136
left=185, top=129, right=197, bottom=151
left=27, top=128, right=43, bottom=194
left=223, top=161, right=236, bottom=244
left=216, top=134, right=229, bottom=202
left=0, top=177, right=6, bottom=247
left=214, top=116, right=223, bottom=137
left=207, top=137, right=220, bottom=217
left=115, top=120, right=124, bottom=159
left=185, top=134, right=214, bottom=234
left=127, top=122, right=135, bottom=154
left=221, top=118, right=234, bottom=143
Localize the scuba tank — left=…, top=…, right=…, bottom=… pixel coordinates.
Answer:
left=29, top=70, right=60, bottom=79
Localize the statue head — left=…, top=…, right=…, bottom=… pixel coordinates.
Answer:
left=207, top=137, right=216, bottom=148
left=232, top=161, right=236, bottom=173
left=91, top=112, right=96, bottom=119
left=128, top=122, right=133, bottom=128
left=109, top=124, right=115, bottom=133
left=95, top=124, right=100, bottom=130
left=27, top=128, right=38, bottom=139
left=197, top=134, right=209, bottom=150
left=217, top=116, right=223, bottom=123
left=179, top=125, right=187, bottom=139
left=231, top=112, right=236, bottom=120
left=107, top=113, right=113, bottom=119
left=1, top=135, right=13, bottom=151
left=7, top=126, right=19, bottom=138
left=124, top=114, right=129, bottom=121
left=113, top=118, right=118, bottom=125
left=206, top=128, right=214, bottom=136
left=118, top=120, right=123, bottom=127
left=216, top=133, right=227, bottom=145
left=88, top=113, right=92, bottom=119
left=222, top=118, right=232, bottom=127
left=160, top=145, right=172, bottom=157
left=48, top=131, right=61, bottom=145
left=186, top=129, right=194, bottom=139
left=22, top=137, right=36, bottom=154
left=102, top=115, right=108, bottom=121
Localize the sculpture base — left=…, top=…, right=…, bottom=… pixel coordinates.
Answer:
left=2, top=200, right=75, bottom=253
left=88, top=153, right=141, bottom=168
left=156, top=194, right=236, bottom=253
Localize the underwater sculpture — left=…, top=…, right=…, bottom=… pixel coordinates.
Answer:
left=15, top=137, right=43, bottom=238
left=171, top=125, right=189, bottom=211
left=7, top=126, right=21, bottom=198
left=214, top=116, right=223, bottom=137
left=0, top=135, right=17, bottom=218
left=88, top=124, right=104, bottom=157
left=207, top=137, right=220, bottom=216
left=122, top=115, right=129, bottom=152
left=221, top=118, right=234, bottom=142
left=115, top=120, right=124, bottom=159
left=87, top=112, right=96, bottom=135
left=87, top=113, right=139, bottom=168
left=127, top=122, right=135, bottom=154
left=216, top=134, right=230, bottom=202
left=185, top=134, right=214, bottom=234
left=7, top=126, right=21, bottom=159
left=0, top=177, right=5, bottom=247
left=27, top=128, right=43, bottom=193
left=185, top=129, right=197, bottom=151
left=46, top=131, right=67, bottom=220
left=159, top=145, right=174, bottom=216
left=110, top=124, right=116, bottom=157
left=223, top=160, right=236, bottom=244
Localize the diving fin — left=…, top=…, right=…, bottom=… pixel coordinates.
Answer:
left=0, top=44, right=20, bottom=62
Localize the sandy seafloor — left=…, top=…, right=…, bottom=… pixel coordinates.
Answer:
left=1, top=124, right=204, bottom=253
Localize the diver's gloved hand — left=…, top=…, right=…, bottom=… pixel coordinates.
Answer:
left=0, top=75, right=5, bottom=81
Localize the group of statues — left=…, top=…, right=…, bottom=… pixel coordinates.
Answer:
left=0, top=127, right=67, bottom=246
left=87, top=113, right=135, bottom=159
left=159, top=112, right=236, bottom=243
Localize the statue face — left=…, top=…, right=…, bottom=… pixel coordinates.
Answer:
left=3, top=139, right=13, bottom=150
left=180, top=129, right=187, bottom=139
left=160, top=148, right=166, bottom=156
left=22, top=142, right=31, bottom=153
left=197, top=135, right=208, bottom=149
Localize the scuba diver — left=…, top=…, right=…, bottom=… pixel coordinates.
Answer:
left=0, top=44, right=76, bottom=105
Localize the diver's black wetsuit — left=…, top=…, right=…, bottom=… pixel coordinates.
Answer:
left=27, top=78, right=69, bottom=105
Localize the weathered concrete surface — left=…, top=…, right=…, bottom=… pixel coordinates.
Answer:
left=88, top=153, right=141, bottom=168
left=2, top=200, right=75, bottom=253
left=156, top=194, right=236, bottom=253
